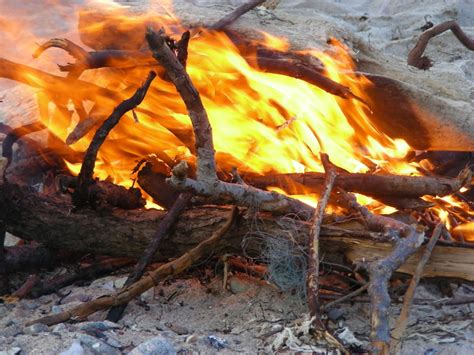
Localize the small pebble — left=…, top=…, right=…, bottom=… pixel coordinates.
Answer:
left=185, top=334, right=198, bottom=344
left=52, top=305, right=64, bottom=314
left=0, top=347, right=22, bottom=355
left=23, top=302, right=40, bottom=310
left=207, top=335, right=227, bottom=350
left=166, top=323, right=190, bottom=335
left=59, top=341, right=85, bottom=355
left=128, top=336, right=177, bottom=355
left=79, top=321, right=121, bottom=333
left=78, top=334, right=120, bottom=355
left=0, top=325, right=23, bottom=338
left=52, top=323, right=68, bottom=334
left=327, top=308, right=345, bottom=322
left=24, top=323, right=49, bottom=335
left=104, top=333, right=122, bottom=348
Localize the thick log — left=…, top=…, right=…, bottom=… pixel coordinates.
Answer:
left=5, top=244, right=57, bottom=273
left=1, top=184, right=473, bottom=281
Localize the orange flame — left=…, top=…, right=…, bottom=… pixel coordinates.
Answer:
left=0, top=2, right=472, bottom=239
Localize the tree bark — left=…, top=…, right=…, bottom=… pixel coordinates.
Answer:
left=1, top=183, right=473, bottom=281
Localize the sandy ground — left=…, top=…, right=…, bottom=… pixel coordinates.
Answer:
left=0, top=0, right=473, bottom=354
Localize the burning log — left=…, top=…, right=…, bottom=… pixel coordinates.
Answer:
left=58, top=175, right=145, bottom=211
left=244, top=170, right=471, bottom=199
left=0, top=58, right=189, bottom=146
left=0, top=58, right=120, bottom=104
left=136, top=162, right=470, bottom=209
left=408, top=20, right=474, bottom=69
left=1, top=183, right=473, bottom=282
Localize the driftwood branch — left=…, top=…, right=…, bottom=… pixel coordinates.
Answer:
left=307, top=154, right=337, bottom=329
left=73, top=71, right=156, bottom=207
left=390, top=224, right=443, bottom=353
left=408, top=20, right=474, bottom=69
left=33, top=38, right=90, bottom=76
left=27, top=206, right=237, bottom=327
left=106, top=191, right=193, bottom=322
left=209, top=0, right=265, bottom=30
left=337, top=189, right=425, bottom=354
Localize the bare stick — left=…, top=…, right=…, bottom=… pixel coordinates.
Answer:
left=26, top=206, right=237, bottom=327
left=408, top=20, right=474, bottom=69
left=168, top=161, right=314, bottom=216
left=106, top=191, right=193, bottom=322
left=146, top=28, right=217, bottom=181
left=12, top=274, right=40, bottom=299
left=209, top=0, right=265, bottom=30
left=29, top=258, right=133, bottom=298
left=34, top=38, right=89, bottom=62
left=74, top=71, right=156, bottom=207
left=307, top=153, right=337, bottom=329
left=322, top=283, right=369, bottom=310
left=390, top=224, right=443, bottom=352
left=244, top=168, right=471, bottom=200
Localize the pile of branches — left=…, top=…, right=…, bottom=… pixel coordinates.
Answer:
left=0, top=1, right=473, bottom=354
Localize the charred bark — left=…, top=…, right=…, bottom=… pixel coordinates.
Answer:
left=1, top=184, right=473, bottom=281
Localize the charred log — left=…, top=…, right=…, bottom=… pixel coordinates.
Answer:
left=1, top=184, right=473, bottom=281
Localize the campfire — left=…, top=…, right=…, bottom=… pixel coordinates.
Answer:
left=0, top=0, right=473, bottom=353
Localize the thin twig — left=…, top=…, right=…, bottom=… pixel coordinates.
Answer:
left=209, top=0, right=265, bottom=30
left=12, top=274, right=40, bottom=299
left=29, top=258, right=133, bottom=299
left=73, top=71, right=156, bottom=207
left=307, top=153, right=337, bottom=329
left=390, top=223, right=443, bottom=353
left=408, top=20, right=474, bottom=69
left=322, top=283, right=369, bottom=310
left=26, top=206, right=237, bottom=327
left=106, top=192, right=193, bottom=322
